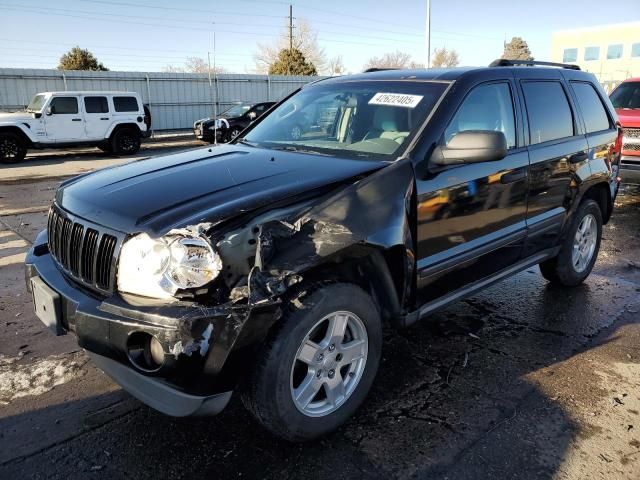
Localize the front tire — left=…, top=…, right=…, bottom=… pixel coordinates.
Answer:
left=110, top=128, right=141, bottom=155
left=539, top=199, right=602, bottom=286
left=242, top=283, right=382, bottom=441
left=227, top=127, right=242, bottom=142
left=0, top=132, right=27, bottom=164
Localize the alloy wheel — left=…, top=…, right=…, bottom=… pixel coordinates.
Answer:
left=290, top=310, right=368, bottom=417
left=572, top=213, right=597, bottom=273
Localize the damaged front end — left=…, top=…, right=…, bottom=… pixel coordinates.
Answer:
left=25, top=158, right=417, bottom=416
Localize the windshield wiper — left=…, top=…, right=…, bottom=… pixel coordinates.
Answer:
left=236, top=138, right=258, bottom=147
left=270, top=145, right=332, bottom=156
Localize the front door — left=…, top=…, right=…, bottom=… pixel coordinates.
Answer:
left=415, top=81, right=529, bottom=305
left=44, top=96, right=85, bottom=141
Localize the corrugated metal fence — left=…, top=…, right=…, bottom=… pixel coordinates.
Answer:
left=0, top=68, right=321, bottom=131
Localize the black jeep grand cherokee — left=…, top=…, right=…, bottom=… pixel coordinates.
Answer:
left=26, top=60, right=621, bottom=441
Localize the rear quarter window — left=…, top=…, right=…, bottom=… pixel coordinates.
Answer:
left=521, top=81, right=574, bottom=145
left=570, top=82, right=611, bottom=133
left=113, top=96, right=140, bottom=112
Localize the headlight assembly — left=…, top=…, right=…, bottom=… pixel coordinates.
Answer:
left=117, top=233, right=222, bottom=299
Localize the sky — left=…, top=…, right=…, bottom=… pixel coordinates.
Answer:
left=0, top=0, right=639, bottom=74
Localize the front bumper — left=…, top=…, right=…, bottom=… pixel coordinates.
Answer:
left=88, top=351, right=231, bottom=416
left=25, top=231, right=279, bottom=415
left=193, top=126, right=223, bottom=143
left=621, top=155, right=640, bottom=184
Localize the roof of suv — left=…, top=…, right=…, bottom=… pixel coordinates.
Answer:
left=320, top=64, right=597, bottom=84
left=38, top=91, right=140, bottom=96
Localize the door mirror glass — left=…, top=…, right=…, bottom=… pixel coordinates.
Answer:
left=45, top=106, right=53, bottom=116
left=430, top=130, right=508, bottom=166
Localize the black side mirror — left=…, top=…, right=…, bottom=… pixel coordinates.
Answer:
left=430, top=130, right=508, bottom=166
left=33, top=112, right=42, bottom=119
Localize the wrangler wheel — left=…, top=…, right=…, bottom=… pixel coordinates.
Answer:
left=110, top=128, right=141, bottom=155
left=242, top=283, right=381, bottom=441
left=0, top=132, right=27, bottom=164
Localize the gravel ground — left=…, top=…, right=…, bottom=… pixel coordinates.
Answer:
left=0, top=144, right=639, bottom=479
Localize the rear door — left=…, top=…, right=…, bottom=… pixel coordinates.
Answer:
left=83, top=95, right=111, bottom=140
left=516, top=74, right=589, bottom=256
left=566, top=79, right=619, bottom=190
left=415, top=79, right=529, bottom=304
left=44, top=96, right=85, bottom=141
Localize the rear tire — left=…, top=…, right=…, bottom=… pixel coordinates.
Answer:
left=110, top=127, right=141, bottom=156
left=539, top=199, right=602, bottom=286
left=242, top=283, right=382, bottom=441
left=0, top=132, right=27, bottom=164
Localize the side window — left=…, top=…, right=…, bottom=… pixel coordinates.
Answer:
left=49, top=97, right=78, bottom=115
left=113, top=96, right=139, bottom=112
left=522, top=81, right=574, bottom=145
left=570, top=82, right=611, bottom=133
left=254, top=105, right=266, bottom=112
left=445, top=82, right=517, bottom=149
left=84, top=96, right=109, bottom=114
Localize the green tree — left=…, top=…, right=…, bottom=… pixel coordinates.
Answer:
left=501, top=37, right=534, bottom=61
left=268, top=48, right=317, bottom=76
left=431, top=47, right=460, bottom=68
left=58, top=47, right=108, bottom=71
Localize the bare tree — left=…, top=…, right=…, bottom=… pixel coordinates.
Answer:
left=363, top=50, right=424, bottom=70
left=162, top=57, right=226, bottom=74
left=431, top=47, right=460, bottom=68
left=327, top=55, right=346, bottom=76
left=254, top=18, right=327, bottom=74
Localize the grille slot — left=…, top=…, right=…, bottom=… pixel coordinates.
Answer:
left=624, top=128, right=640, bottom=139
left=81, top=229, right=99, bottom=283
left=96, top=235, right=117, bottom=289
left=47, top=205, right=120, bottom=294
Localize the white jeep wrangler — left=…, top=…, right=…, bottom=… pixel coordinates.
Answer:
left=0, top=91, right=151, bottom=164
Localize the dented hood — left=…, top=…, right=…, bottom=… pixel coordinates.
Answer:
left=57, top=145, right=386, bottom=235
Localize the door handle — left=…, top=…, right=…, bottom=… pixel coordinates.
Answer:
left=500, top=170, right=527, bottom=184
left=569, top=151, right=588, bottom=164
left=100, top=117, right=109, bottom=120
left=71, top=118, right=82, bottom=122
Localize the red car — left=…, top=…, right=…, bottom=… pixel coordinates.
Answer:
left=610, top=78, right=640, bottom=183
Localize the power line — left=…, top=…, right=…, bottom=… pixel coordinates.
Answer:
left=1, top=4, right=425, bottom=47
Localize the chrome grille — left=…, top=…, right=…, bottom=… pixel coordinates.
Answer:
left=624, top=127, right=640, bottom=139
left=622, top=142, right=640, bottom=152
left=47, top=205, right=122, bottom=294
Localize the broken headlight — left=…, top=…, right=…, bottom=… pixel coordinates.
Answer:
left=117, top=233, right=222, bottom=299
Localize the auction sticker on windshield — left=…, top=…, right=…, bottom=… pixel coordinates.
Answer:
left=369, top=93, right=423, bottom=108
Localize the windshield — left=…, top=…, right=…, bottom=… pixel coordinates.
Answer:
left=243, top=80, right=448, bottom=160
left=221, top=104, right=251, bottom=118
left=26, top=94, right=47, bottom=113
left=610, top=82, right=640, bottom=109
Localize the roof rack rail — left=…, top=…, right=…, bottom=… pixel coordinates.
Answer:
left=489, top=59, right=581, bottom=70
left=363, top=67, right=400, bottom=73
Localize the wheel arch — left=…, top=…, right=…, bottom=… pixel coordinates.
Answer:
left=106, top=122, right=142, bottom=139
left=292, top=244, right=408, bottom=326
left=0, top=125, right=35, bottom=146
left=578, top=181, right=613, bottom=224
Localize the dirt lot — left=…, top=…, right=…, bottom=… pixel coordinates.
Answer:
left=1, top=142, right=639, bottom=479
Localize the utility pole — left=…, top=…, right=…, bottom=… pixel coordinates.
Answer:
left=425, top=0, right=431, bottom=68
left=289, top=4, right=293, bottom=52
